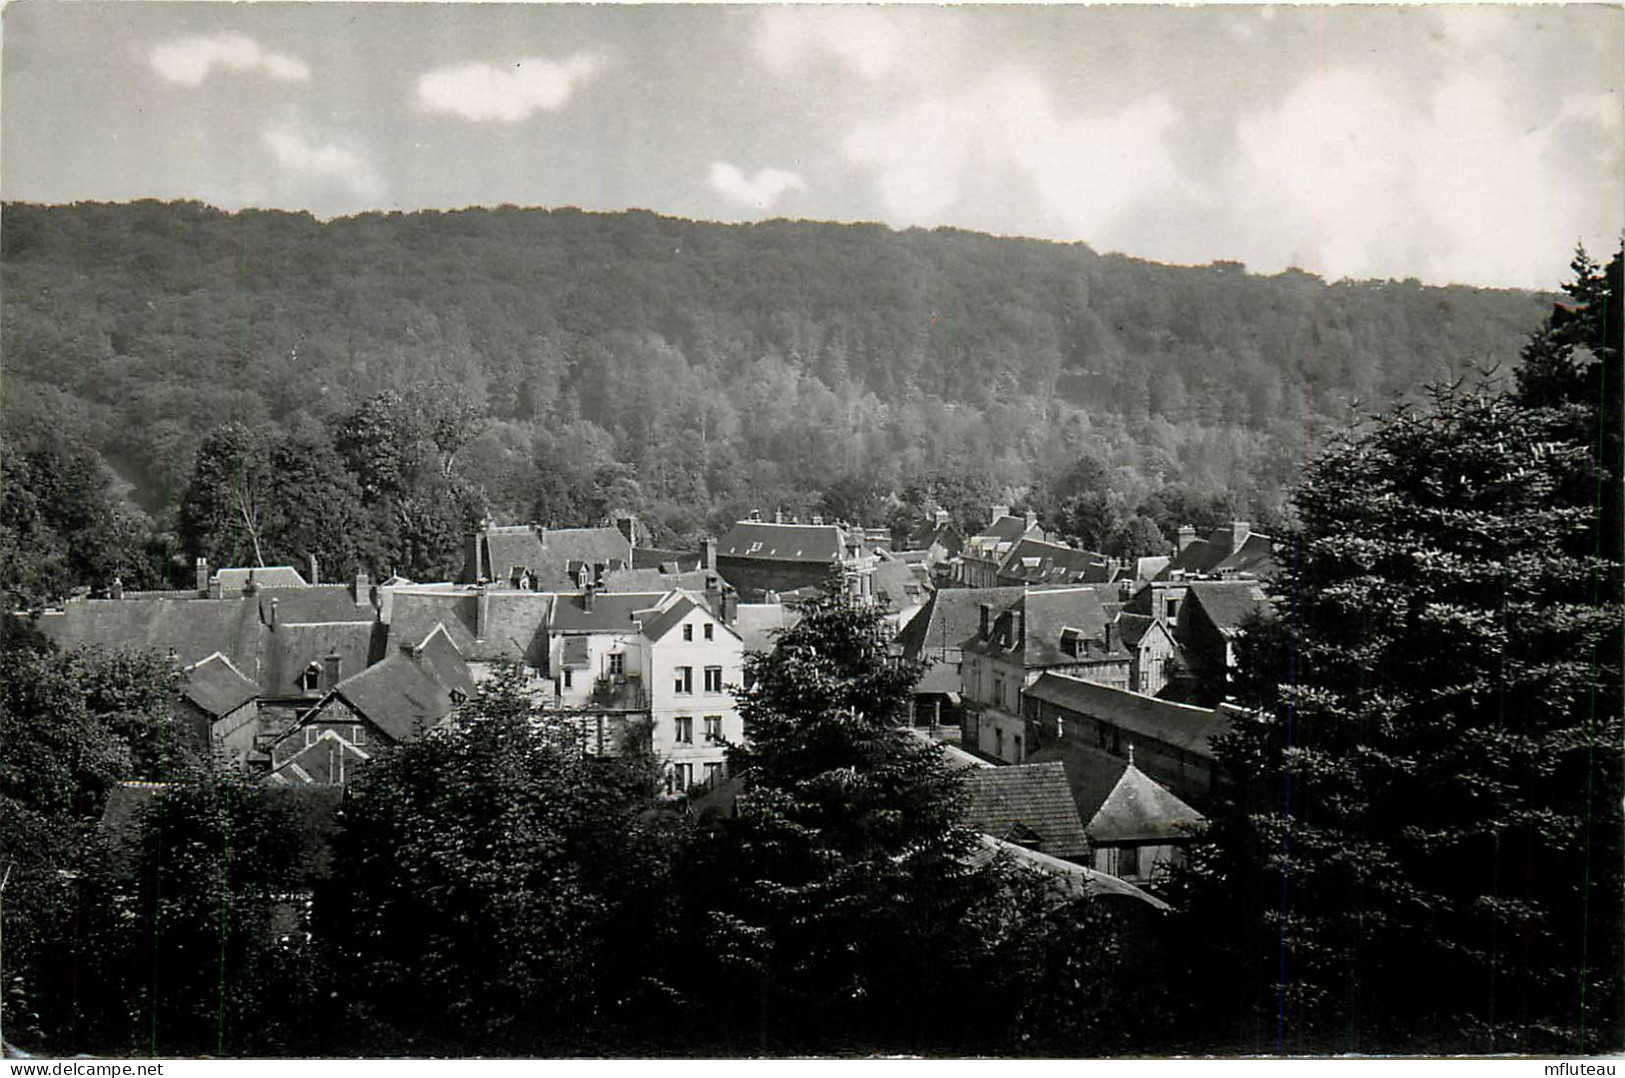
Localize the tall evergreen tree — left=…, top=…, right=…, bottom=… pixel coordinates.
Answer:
left=1173, top=379, right=1623, bottom=1053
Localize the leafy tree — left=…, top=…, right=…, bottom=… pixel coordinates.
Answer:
left=0, top=625, right=201, bottom=1054
left=179, top=422, right=274, bottom=569
left=666, top=596, right=1126, bottom=1053
left=1174, top=379, right=1623, bottom=1054
left=318, top=667, right=671, bottom=1055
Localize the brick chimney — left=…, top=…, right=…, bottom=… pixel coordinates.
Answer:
left=1024, top=507, right=1038, bottom=531
left=323, top=651, right=341, bottom=688
left=935, top=507, right=951, bottom=528
left=308, top=553, right=320, bottom=585
left=195, top=557, right=209, bottom=594
left=476, top=584, right=491, bottom=640
left=1177, top=524, right=1197, bottom=552
left=1230, top=521, right=1251, bottom=554
left=467, top=531, right=488, bottom=583
left=1103, top=620, right=1115, bottom=652
left=354, top=570, right=371, bottom=607
left=774, top=507, right=785, bottom=525
left=705, top=573, right=723, bottom=619
left=209, top=577, right=223, bottom=600
left=991, top=504, right=1009, bottom=524
left=582, top=582, right=596, bottom=613
left=110, top=577, right=123, bottom=600
left=701, top=536, right=717, bottom=571
left=722, top=588, right=738, bottom=626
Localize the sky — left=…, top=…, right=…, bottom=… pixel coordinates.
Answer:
left=2, top=2, right=1621, bottom=289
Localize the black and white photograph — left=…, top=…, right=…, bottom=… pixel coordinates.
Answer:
left=1, top=0, right=1621, bottom=1062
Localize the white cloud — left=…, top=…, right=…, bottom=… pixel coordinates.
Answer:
left=709, top=163, right=806, bottom=211
left=262, top=128, right=381, bottom=200
left=753, top=8, right=909, bottom=82
left=1233, top=69, right=1623, bottom=286
left=844, top=71, right=1193, bottom=240
left=416, top=54, right=600, bottom=122
left=150, top=33, right=310, bottom=87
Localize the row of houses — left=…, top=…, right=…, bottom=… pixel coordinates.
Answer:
left=890, top=514, right=1277, bottom=889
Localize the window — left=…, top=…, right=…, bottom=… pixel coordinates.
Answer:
left=704, top=715, right=722, bottom=742
left=993, top=677, right=1005, bottom=708
left=1119, top=845, right=1141, bottom=879
left=670, top=762, right=693, bottom=793
left=994, top=728, right=1004, bottom=757
left=683, top=623, right=693, bottom=642
left=675, top=666, right=693, bottom=694
left=352, top=725, right=366, bottom=747
left=301, top=663, right=321, bottom=693
left=675, top=716, right=694, bottom=743
left=563, top=669, right=573, bottom=689
left=305, top=725, right=317, bottom=747
left=704, top=761, right=724, bottom=787
left=608, top=652, right=625, bottom=677
left=703, top=623, right=714, bottom=641
left=1013, top=734, right=1023, bottom=762
left=704, top=666, right=724, bottom=693
left=1165, top=598, right=1180, bottom=622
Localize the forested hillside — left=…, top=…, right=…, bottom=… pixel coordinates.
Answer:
left=1, top=200, right=1550, bottom=594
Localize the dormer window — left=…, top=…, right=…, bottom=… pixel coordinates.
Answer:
left=301, top=662, right=322, bottom=693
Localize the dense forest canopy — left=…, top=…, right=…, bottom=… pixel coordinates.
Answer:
left=1, top=200, right=1550, bottom=590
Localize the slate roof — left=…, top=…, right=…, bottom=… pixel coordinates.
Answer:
left=632, top=547, right=703, bottom=572
left=461, top=524, right=632, bottom=587
left=1134, top=556, right=1171, bottom=582
left=1115, top=612, right=1156, bottom=649
left=960, top=761, right=1091, bottom=860
left=180, top=653, right=259, bottom=718
left=969, top=586, right=1126, bottom=667
left=997, top=538, right=1115, bottom=586
left=1085, top=762, right=1206, bottom=844
left=1025, top=672, right=1232, bottom=759
left=550, top=590, right=669, bottom=633
left=263, top=730, right=371, bottom=786
left=386, top=587, right=554, bottom=666
left=31, top=597, right=265, bottom=678
left=1027, top=738, right=1132, bottom=825
left=331, top=624, right=470, bottom=742
left=732, top=602, right=799, bottom=655
left=263, top=620, right=382, bottom=699
left=214, top=566, right=308, bottom=591
left=718, top=520, right=847, bottom=563
left=1160, top=523, right=1276, bottom=580
left=896, top=586, right=1026, bottom=661
left=966, top=834, right=1171, bottom=911
left=601, top=566, right=718, bottom=593
left=870, top=559, right=929, bottom=615
left=1185, top=580, right=1271, bottom=636
left=970, top=514, right=1039, bottom=546
left=258, top=585, right=372, bottom=625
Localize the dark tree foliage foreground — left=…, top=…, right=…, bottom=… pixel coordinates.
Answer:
left=656, top=596, right=1141, bottom=1055
left=1168, top=377, right=1624, bottom=1053
left=316, top=668, right=677, bottom=1055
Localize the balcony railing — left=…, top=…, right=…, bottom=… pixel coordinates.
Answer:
left=589, top=675, right=649, bottom=711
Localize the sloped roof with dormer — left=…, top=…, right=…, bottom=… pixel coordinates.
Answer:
left=960, top=761, right=1091, bottom=860
left=387, top=587, right=554, bottom=666
left=997, top=538, right=1115, bottom=586
left=718, top=520, right=847, bottom=564
left=967, top=586, right=1126, bottom=668
left=550, top=590, right=669, bottom=633
left=263, top=620, right=382, bottom=700
left=461, top=524, right=632, bottom=587
left=1159, top=524, right=1276, bottom=580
